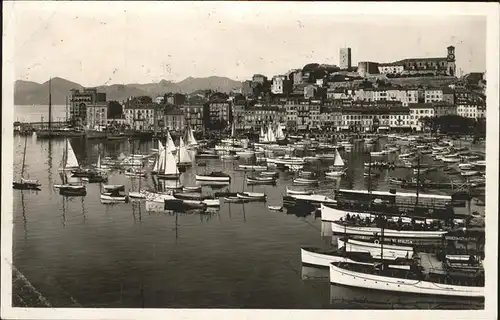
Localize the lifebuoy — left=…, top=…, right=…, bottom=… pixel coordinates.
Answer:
left=374, top=240, right=380, bottom=245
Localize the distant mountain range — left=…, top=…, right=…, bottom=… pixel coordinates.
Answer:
left=14, top=76, right=242, bottom=105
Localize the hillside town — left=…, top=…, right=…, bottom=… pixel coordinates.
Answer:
left=18, top=45, right=486, bottom=141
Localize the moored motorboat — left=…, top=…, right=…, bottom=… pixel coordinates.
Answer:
left=165, top=198, right=206, bottom=210
left=196, top=172, right=231, bottom=182
left=286, top=186, right=313, bottom=195
left=237, top=192, right=266, bottom=201
left=183, top=186, right=202, bottom=192
left=246, top=176, right=276, bottom=185
left=329, top=262, right=484, bottom=298
left=100, top=192, right=129, bottom=203
left=293, top=177, right=319, bottom=185
left=301, top=246, right=413, bottom=268
left=268, top=205, right=283, bottom=211
left=128, top=190, right=147, bottom=199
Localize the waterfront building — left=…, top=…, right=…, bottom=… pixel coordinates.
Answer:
left=183, top=104, right=204, bottom=132
left=341, top=104, right=409, bottom=132
left=339, top=48, right=352, bottom=70
left=86, top=103, right=108, bottom=130
left=240, top=105, right=285, bottom=131
left=319, top=106, right=342, bottom=131
left=70, top=88, right=107, bottom=126
left=164, top=106, right=185, bottom=131
left=124, top=103, right=160, bottom=131
left=203, top=98, right=232, bottom=130
left=433, top=101, right=457, bottom=117
left=455, top=88, right=486, bottom=119
left=409, top=103, right=435, bottom=131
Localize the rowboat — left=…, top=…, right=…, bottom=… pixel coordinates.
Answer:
left=286, top=186, right=313, bottom=195
left=268, top=206, right=283, bottom=211
left=237, top=192, right=266, bottom=201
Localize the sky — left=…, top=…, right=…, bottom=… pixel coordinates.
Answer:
left=7, top=2, right=488, bottom=87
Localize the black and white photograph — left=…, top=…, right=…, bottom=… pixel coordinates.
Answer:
left=1, top=2, right=499, bottom=319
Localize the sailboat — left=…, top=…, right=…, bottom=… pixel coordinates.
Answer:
left=151, top=140, right=165, bottom=175
left=185, top=125, right=199, bottom=149
left=220, top=122, right=240, bottom=160
left=13, top=135, right=41, bottom=190
left=176, top=137, right=193, bottom=168
left=165, top=131, right=176, bottom=153
left=157, top=148, right=180, bottom=180
left=325, top=148, right=346, bottom=177
left=57, top=139, right=80, bottom=172
left=275, top=124, right=287, bottom=144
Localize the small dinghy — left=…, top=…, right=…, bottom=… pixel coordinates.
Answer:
left=59, top=187, right=87, bottom=197
left=246, top=176, right=276, bottom=185
left=13, top=178, right=41, bottom=190
left=224, top=196, right=248, bottom=203
left=165, top=199, right=206, bottom=210
left=196, top=172, right=231, bottom=182
left=461, top=170, right=479, bottom=177
left=268, top=205, right=283, bottom=211
left=128, top=191, right=147, bottom=199
left=370, top=151, right=386, bottom=157
left=237, top=192, right=266, bottom=201
left=286, top=186, right=313, bottom=195
left=293, top=177, right=319, bottom=185
left=103, top=184, right=125, bottom=192
left=325, top=170, right=345, bottom=177
left=100, top=192, right=129, bottom=203
left=260, top=171, right=279, bottom=177
left=220, top=154, right=240, bottom=161
left=183, top=186, right=202, bottom=193
left=238, top=164, right=268, bottom=171
left=298, top=171, right=316, bottom=178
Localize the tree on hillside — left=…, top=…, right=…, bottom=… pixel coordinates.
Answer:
left=130, top=96, right=153, bottom=104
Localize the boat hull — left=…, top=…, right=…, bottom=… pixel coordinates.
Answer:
left=338, top=238, right=413, bottom=260
left=331, top=221, right=448, bottom=239
left=13, top=182, right=41, bottom=190
left=195, top=175, right=231, bottom=182
left=157, top=173, right=180, bottom=180
left=329, top=263, right=483, bottom=298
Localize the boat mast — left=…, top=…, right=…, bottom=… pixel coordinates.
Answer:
left=65, top=96, right=68, bottom=124
left=48, top=77, right=52, bottom=131
left=21, top=135, right=28, bottom=178
left=415, top=153, right=421, bottom=206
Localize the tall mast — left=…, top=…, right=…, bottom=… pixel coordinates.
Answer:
left=65, top=96, right=68, bottom=123
left=21, top=135, right=28, bottom=177
left=48, top=77, right=52, bottom=130
left=415, top=153, right=421, bottom=206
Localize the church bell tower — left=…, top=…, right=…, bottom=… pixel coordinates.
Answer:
left=447, top=46, right=456, bottom=77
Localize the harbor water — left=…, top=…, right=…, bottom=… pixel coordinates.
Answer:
left=11, top=109, right=484, bottom=309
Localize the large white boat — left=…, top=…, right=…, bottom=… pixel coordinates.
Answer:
left=301, top=246, right=412, bottom=268
left=329, top=262, right=483, bottom=298
left=331, top=221, right=448, bottom=239
left=337, top=238, right=414, bottom=260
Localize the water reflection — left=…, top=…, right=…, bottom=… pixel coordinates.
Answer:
left=301, top=266, right=329, bottom=280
